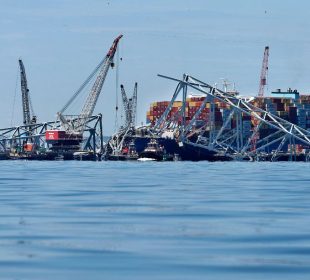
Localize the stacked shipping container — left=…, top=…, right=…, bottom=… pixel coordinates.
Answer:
left=146, top=95, right=310, bottom=139
left=146, top=97, right=228, bottom=127
left=252, top=96, right=310, bottom=129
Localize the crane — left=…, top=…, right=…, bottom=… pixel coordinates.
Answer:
left=56, top=34, right=123, bottom=134
left=252, top=46, right=269, bottom=150
left=120, top=82, right=138, bottom=128
left=258, top=46, right=269, bottom=97
left=19, top=59, right=36, bottom=126
left=46, top=35, right=122, bottom=157
left=108, top=83, right=138, bottom=156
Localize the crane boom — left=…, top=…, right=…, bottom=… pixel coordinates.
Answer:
left=120, top=85, right=130, bottom=128
left=19, top=59, right=31, bottom=125
left=120, top=84, right=129, bottom=109
left=258, top=46, right=269, bottom=97
left=120, top=83, right=138, bottom=128
left=254, top=46, right=269, bottom=150
left=77, top=35, right=122, bottom=131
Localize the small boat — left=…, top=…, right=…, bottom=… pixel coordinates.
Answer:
left=173, top=153, right=182, bottom=161
left=123, top=141, right=139, bottom=160
left=73, top=151, right=98, bottom=161
left=137, top=157, right=156, bottom=162
left=138, top=139, right=165, bottom=161
left=54, top=154, right=64, bottom=161
left=107, top=141, right=139, bottom=161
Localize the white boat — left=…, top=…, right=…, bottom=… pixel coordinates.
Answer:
left=137, top=157, right=156, bottom=162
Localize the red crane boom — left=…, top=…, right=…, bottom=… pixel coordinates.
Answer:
left=258, top=46, right=269, bottom=97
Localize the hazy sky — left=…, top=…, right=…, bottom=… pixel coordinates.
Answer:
left=1, top=0, right=310, bottom=134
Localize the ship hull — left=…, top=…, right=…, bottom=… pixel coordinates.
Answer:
left=119, top=136, right=221, bottom=161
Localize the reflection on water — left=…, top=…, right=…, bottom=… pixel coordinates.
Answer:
left=0, top=161, right=309, bottom=279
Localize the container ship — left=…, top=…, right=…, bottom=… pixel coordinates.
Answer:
left=144, top=89, right=310, bottom=158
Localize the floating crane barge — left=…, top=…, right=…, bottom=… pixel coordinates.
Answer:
left=0, top=115, right=103, bottom=160
left=1, top=35, right=122, bottom=160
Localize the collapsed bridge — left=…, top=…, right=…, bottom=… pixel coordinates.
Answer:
left=150, top=74, right=310, bottom=161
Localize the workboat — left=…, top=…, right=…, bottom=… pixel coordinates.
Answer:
left=107, top=141, right=139, bottom=161
left=138, top=139, right=167, bottom=161
left=8, top=152, right=56, bottom=160
left=73, top=151, right=98, bottom=161
left=124, top=141, right=139, bottom=160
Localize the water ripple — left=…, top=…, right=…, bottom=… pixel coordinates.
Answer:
left=0, top=161, right=309, bottom=279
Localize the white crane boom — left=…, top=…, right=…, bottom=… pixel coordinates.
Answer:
left=58, top=35, right=123, bottom=133
left=120, top=82, right=138, bottom=128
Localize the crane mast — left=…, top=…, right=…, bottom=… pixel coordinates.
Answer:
left=258, top=46, right=269, bottom=97
left=120, top=82, right=138, bottom=128
left=132, top=82, right=138, bottom=127
left=19, top=59, right=31, bottom=125
left=252, top=46, right=270, bottom=151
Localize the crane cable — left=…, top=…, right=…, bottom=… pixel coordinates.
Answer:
left=29, top=86, right=36, bottom=120
left=59, top=57, right=105, bottom=114
left=10, top=64, right=19, bottom=127
left=114, top=44, right=120, bottom=132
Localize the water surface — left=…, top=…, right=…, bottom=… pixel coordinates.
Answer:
left=0, top=161, right=309, bottom=280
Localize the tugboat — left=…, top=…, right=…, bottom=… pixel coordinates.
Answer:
left=138, top=139, right=166, bottom=161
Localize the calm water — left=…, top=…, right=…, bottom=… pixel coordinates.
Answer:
left=0, top=161, right=309, bottom=280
